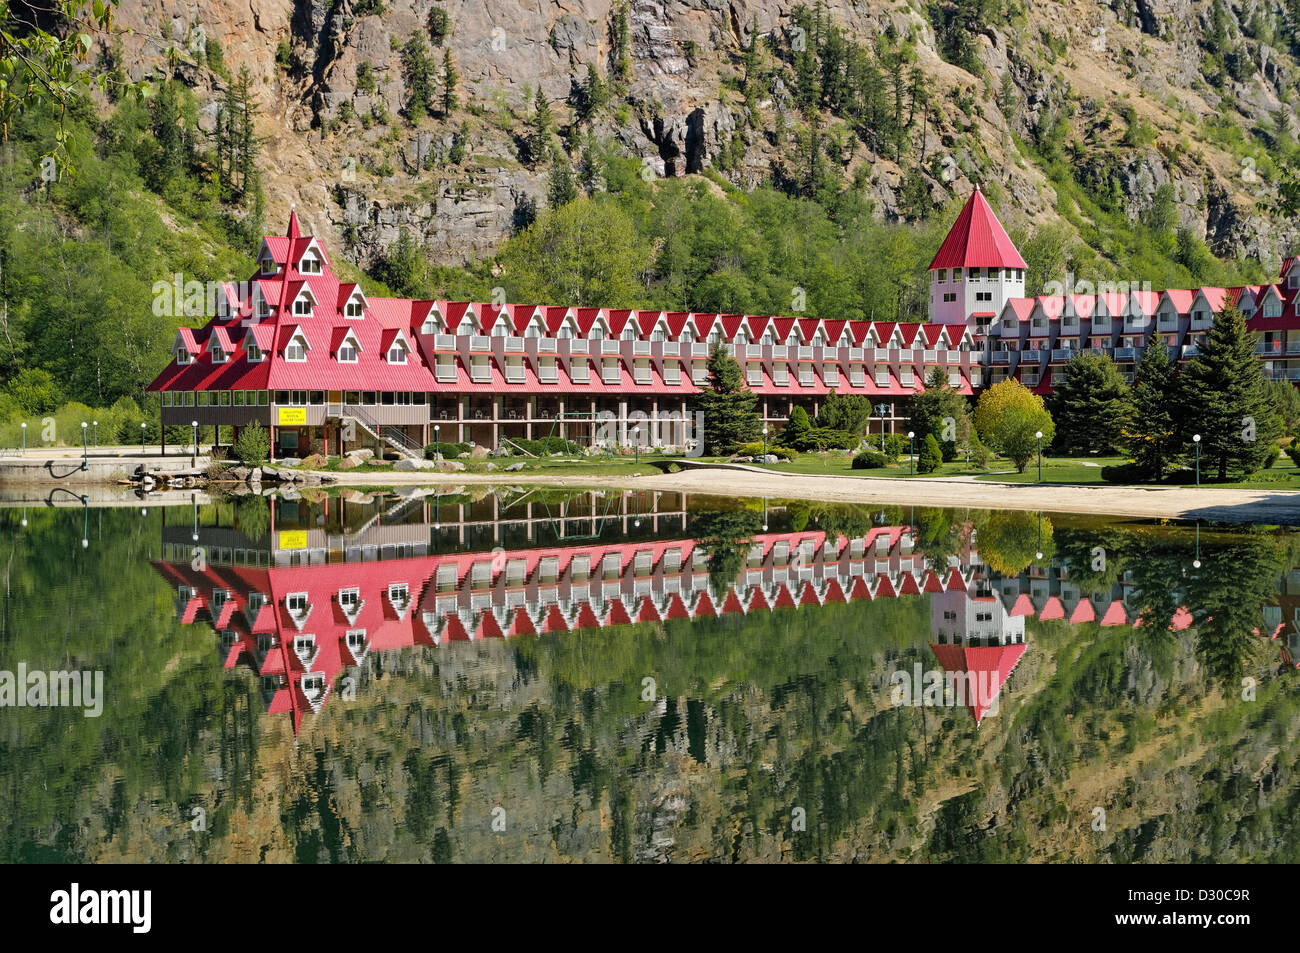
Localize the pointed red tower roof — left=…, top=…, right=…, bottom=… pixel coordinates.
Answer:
left=929, top=187, right=1027, bottom=271
left=288, top=206, right=301, bottom=240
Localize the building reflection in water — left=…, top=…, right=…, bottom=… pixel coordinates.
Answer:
left=152, top=490, right=1275, bottom=733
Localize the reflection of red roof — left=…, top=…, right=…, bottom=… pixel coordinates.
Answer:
left=929, top=643, right=1027, bottom=725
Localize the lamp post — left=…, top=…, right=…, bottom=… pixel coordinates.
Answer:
left=762, top=425, right=768, bottom=459
left=1192, top=433, right=1201, bottom=486
left=80, top=421, right=88, bottom=471
left=1193, top=521, right=1201, bottom=570
left=141, top=422, right=147, bottom=454
left=1035, top=430, right=1043, bottom=483
left=434, top=425, right=440, bottom=463
left=191, top=420, right=199, bottom=468
left=632, top=426, right=640, bottom=465
left=908, top=431, right=915, bottom=476
left=92, top=420, right=98, bottom=447
left=19, top=421, right=25, bottom=455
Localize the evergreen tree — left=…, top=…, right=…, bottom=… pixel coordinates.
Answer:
left=816, top=389, right=870, bottom=435
left=576, top=64, right=607, bottom=119
left=441, top=50, right=459, bottom=116
left=401, top=33, right=437, bottom=120
left=917, top=432, right=942, bottom=473
left=695, top=343, right=762, bottom=454
left=1123, top=340, right=1177, bottom=481
left=526, top=88, right=554, bottom=164
left=1048, top=353, right=1130, bottom=454
left=910, top=367, right=967, bottom=459
left=783, top=405, right=812, bottom=447
left=1178, top=306, right=1282, bottom=479
left=547, top=152, right=578, bottom=209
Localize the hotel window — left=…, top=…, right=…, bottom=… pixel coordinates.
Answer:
left=421, top=316, right=439, bottom=334
left=338, top=342, right=358, bottom=362
left=1264, top=301, right=1281, bottom=318
left=286, top=341, right=306, bottom=361
left=257, top=297, right=270, bottom=318
left=937, top=269, right=947, bottom=282
left=218, top=391, right=231, bottom=406
left=184, top=392, right=195, bottom=406
left=299, top=254, right=322, bottom=274
left=943, top=293, right=956, bottom=303
left=293, top=296, right=313, bottom=316
left=258, top=391, right=269, bottom=405
left=621, top=325, right=638, bottom=341
left=163, top=391, right=174, bottom=406
left=210, top=344, right=227, bottom=363
left=234, top=391, right=245, bottom=406
left=680, top=328, right=693, bottom=344
left=456, top=319, right=476, bottom=335
left=525, top=323, right=542, bottom=338
left=345, top=299, right=363, bottom=318
left=970, top=267, right=981, bottom=280
left=557, top=325, right=574, bottom=339
left=388, top=343, right=408, bottom=363
left=246, top=344, right=262, bottom=362
left=590, top=326, right=606, bottom=341
left=952, top=268, right=962, bottom=281
left=975, top=291, right=992, bottom=302
left=176, top=349, right=193, bottom=365
left=259, top=256, right=276, bottom=276
left=197, top=392, right=209, bottom=406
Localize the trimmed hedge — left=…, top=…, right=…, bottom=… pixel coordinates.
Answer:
left=424, top=441, right=471, bottom=459
left=736, top=442, right=797, bottom=460
left=852, top=449, right=888, bottom=469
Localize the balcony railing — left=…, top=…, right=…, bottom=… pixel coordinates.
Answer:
left=1258, top=342, right=1283, bottom=355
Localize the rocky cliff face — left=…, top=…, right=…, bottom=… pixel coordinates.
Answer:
left=102, top=0, right=1300, bottom=269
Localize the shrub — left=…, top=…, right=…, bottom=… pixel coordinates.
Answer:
left=1287, top=439, right=1300, bottom=468
left=1265, top=443, right=1281, bottom=469
left=234, top=421, right=270, bottom=466
left=852, top=449, right=888, bottom=469
left=425, top=440, right=471, bottom=459
left=917, top=433, right=943, bottom=473
left=1101, top=461, right=1145, bottom=483
left=789, top=427, right=857, bottom=451
left=510, top=436, right=582, bottom=456
left=736, top=442, right=797, bottom=460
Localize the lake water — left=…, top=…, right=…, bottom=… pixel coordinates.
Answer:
left=2, top=487, right=1298, bottom=862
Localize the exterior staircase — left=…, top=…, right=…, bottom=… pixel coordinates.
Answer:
left=339, top=406, right=424, bottom=461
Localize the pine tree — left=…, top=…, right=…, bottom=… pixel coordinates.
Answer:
left=401, top=33, right=437, bottom=120
left=1048, top=353, right=1130, bottom=454
left=910, top=367, right=967, bottom=459
left=547, top=151, right=578, bottom=208
left=917, top=432, right=942, bottom=473
left=784, top=405, right=812, bottom=447
left=441, top=50, right=458, bottom=116
left=526, top=87, right=553, bottom=164
left=695, top=343, right=762, bottom=454
left=1177, top=306, right=1282, bottom=479
left=1124, top=340, right=1177, bottom=481
left=742, top=16, right=763, bottom=96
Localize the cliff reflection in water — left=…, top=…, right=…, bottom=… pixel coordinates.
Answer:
left=153, top=489, right=1297, bottom=734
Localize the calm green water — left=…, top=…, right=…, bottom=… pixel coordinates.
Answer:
left=2, top=488, right=1299, bottom=863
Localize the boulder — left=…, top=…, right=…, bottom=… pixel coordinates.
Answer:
left=505, top=462, right=527, bottom=472
left=469, top=444, right=489, bottom=459
left=439, top=460, right=467, bottom=472
left=483, top=462, right=497, bottom=471
left=349, top=448, right=375, bottom=461
left=302, top=473, right=323, bottom=486
left=301, top=453, right=328, bottom=469
left=231, top=466, right=251, bottom=480
left=279, top=456, right=301, bottom=466
left=457, top=452, right=471, bottom=459
left=393, top=459, right=421, bottom=471
left=337, top=456, right=362, bottom=470
left=490, top=446, right=512, bottom=457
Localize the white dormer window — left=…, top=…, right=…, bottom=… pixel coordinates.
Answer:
left=651, top=328, right=666, bottom=342
left=210, top=344, right=227, bottom=363
left=345, top=298, right=364, bottom=318
left=286, top=592, right=311, bottom=625
left=293, top=295, right=313, bottom=317
left=256, top=295, right=270, bottom=318
left=557, top=324, right=574, bottom=339
left=525, top=322, right=542, bottom=339
left=388, top=342, right=408, bottom=363
left=1290, top=273, right=1299, bottom=289
left=338, top=342, right=358, bottom=362
left=293, top=634, right=318, bottom=667
left=680, top=327, right=693, bottom=344
left=246, top=343, right=263, bottom=362
left=285, top=334, right=308, bottom=361
left=259, top=254, right=277, bottom=276
left=338, top=587, right=362, bottom=623
left=456, top=318, right=476, bottom=335
left=1265, top=300, right=1281, bottom=318
left=299, top=250, right=322, bottom=274
left=176, top=348, right=193, bottom=365
left=388, top=582, right=410, bottom=615
left=621, top=324, right=638, bottom=341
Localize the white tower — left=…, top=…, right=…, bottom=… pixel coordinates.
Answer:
left=927, top=187, right=1027, bottom=329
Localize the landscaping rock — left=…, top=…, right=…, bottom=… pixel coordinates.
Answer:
left=490, top=446, right=511, bottom=457
left=761, top=454, right=779, bottom=463
left=301, top=453, right=327, bottom=469
left=505, top=462, right=526, bottom=472
left=483, top=462, right=497, bottom=471
left=302, top=473, right=323, bottom=486
left=470, top=444, right=489, bottom=459
left=440, top=460, right=467, bottom=472
left=337, top=456, right=361, bottom=470
left=349, top=448, right=374, bottom=461
left=231, top=466, right=250, bottom=480
left=457, top=452, right=470, bottom=459
left=279, top=456, right=301, bottom=466
left=393, top=459, right=420, bottom=471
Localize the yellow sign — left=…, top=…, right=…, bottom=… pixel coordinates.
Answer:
left=278, top=530, right=308, bottom=550
left=277, top=406, right=307, bottom=426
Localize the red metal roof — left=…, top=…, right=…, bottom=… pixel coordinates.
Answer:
left=928, top=187, right=1027, bottom=271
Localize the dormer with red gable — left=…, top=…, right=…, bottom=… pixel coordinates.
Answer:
left=928, top=186, right=1027, bottom=326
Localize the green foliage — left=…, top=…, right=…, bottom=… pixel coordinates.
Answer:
left=1177, top=307, right=1282, bottom=479
left=917, top=432, right=942, bottom=473
left=736, top=442, right=797, bottom=459
left=234, top=420, right=269, bottom=467
left=401, top=32, right=437, bottom=120
left=816, top=389, right=871, bottom=434
left=782, top=406, right=812, bottom=447
left=372, top=227, right=427, bottom=297
left=441, top=49, right=459, bottom=116
left=546, top=152, right=578, bottom=209
left=852, top=448, right=888, bottom=468
left=4, top=368, right=61, bottom=415
left=507, top=436, right=582, bottom=456
left=1122, top=340, right=1177, bottom=481
left=1048, top=353, right=1130, bottom=454
left=974, top=379, right=1055, bottom=469
left=427, top=6, right=450, bottom=44
left=424, top=440, right=471, bottom=459
left=1267, top=379, right=1300, bottom=436
left=910, top=367, right=968, bottom=448
left=695, top=343, right=761, bottom=454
